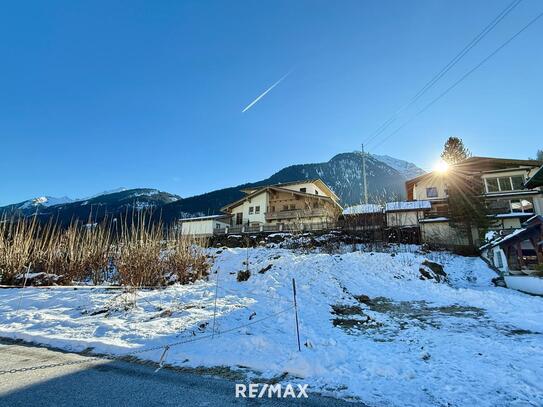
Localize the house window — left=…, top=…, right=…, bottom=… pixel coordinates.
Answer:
left=498, top=177, right=513, bottom=191
left=426, top=187, right=438, bottom=198
left=289, top=204, right=296, bottom=210
left=255, top=206, right=260, bottom=214
left=485, top=175, right=525, bottom=193
left=215, top=223, right=222, bottom=229
left=248, top=207, right=254, bottom=215
left=315, top=190, right=319, bottom=195
left=511, top=199, right=533, bottom=213
left=235, top=213, right=243, bottom=225
left=282, top=205, right=288, bottom=211
left=271, top=206, right=275, bottom=212
left=300, top=188, right=306, bottom=193
left=511, top=175, right=524, bottom=190
left=485, top=178, right=499, bottom=193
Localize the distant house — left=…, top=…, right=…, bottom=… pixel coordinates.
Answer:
left=219, top=179, right=343, bottom=233
left=179, top=214, right=231, bottom=237
left=384, top=201, right=431, bottom=227
left=341, top=204, right=385, bottom=232
left=405, top=156, right=543, bottom=247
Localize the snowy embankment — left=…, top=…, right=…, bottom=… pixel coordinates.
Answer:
left=1, top=247, right=542, bottom=406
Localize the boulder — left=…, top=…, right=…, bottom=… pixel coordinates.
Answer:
left=419, top=260, right=447, bottom=283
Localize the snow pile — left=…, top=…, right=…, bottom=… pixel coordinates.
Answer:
left=1, top=248, right=542, bottom=406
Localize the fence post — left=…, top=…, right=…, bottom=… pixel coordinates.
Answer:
left=292, top=278, right=301, bottom=352
left=212, top=268, right=220, bottom=339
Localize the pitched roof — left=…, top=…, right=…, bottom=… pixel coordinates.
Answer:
left=406, top=156, right=542, bottom=185
left=179, top=214, right=231, bottom=222
left=241, top=179, right=340, bottom=201
left=221, top=185, right=341, bottom=212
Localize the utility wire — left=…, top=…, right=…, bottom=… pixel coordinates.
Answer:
left=368, top=9, right=543, bottom=152
left=363, top=0, right=523, bottom=147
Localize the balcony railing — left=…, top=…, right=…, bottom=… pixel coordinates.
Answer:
left=265, top=208, right=328, bottom=221
left=212, top=221, right=337, bottom=235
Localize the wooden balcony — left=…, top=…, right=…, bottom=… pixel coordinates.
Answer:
left=265, top=208, right=328, bottom=221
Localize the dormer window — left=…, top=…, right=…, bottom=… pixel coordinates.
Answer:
left=300, top=188, right=306, bottom=193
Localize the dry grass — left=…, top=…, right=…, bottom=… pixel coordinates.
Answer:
left=0, top=214, right=210, bottom=287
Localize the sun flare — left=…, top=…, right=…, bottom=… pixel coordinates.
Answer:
left=434, top=160, right=450, bottom=174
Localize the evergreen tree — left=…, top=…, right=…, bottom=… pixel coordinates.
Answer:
left=535, top=149, right=543, bottom=161
left=441, top=137, right=471, bottom=165
left=440, top=137, right=489, bottom=247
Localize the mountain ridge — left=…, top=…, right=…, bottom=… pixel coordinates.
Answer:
left=1, top=153, right=424, bottom=224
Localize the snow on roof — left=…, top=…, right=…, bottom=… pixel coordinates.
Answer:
left=385, top=201, right=431, bottom=211
left=484, top=190, right=538, bottom=198
left=494, top=212, right=534, bottom=219
left=343, top=204, right=383, bottom=215
left=480, top=227, right=529, bottom=250
left=179, top=214, right=230, bottom=222
left=419, top=217, right=449, bottom=223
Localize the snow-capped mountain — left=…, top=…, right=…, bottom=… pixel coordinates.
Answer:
left=371, top=154, right=426, bottom=180
left=19, top=196, right=75, bottom=209
left=0, top=188, right=181, bottom=225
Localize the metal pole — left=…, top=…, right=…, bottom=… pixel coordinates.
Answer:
left=292, top=278, right=301, bottom=352
left=362, top=143, right=368, bottom=204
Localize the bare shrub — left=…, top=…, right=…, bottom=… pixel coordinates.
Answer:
left=164, top=232, right=210, bottom=284
left=0, top=212, right=210, bottom=287
left=115, top=215, right=165, bottom=288
left=0, top=216, right=39, bottom=284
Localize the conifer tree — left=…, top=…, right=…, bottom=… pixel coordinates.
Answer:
left=441, top=137, right=471, bottom=165
left=440, top=138, right=490, bottom=247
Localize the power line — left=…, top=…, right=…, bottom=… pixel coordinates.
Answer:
left=368, top=9, right=543, bottom=152
left=363, top=0, right=523, bottom=147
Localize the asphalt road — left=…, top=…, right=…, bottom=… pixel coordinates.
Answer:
left=0, top=340, right=365, bottom=407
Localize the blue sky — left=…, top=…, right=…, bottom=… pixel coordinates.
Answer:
left=1, top=0, right=542, bottom=205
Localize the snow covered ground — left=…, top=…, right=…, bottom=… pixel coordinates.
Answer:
left=1, top=246, right=542, bottom=406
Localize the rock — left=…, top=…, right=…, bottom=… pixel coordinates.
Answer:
left=237, top=269, right=251, bottom=282
left=354, top=294, right=372, bottom=304
left=419, top=260, right=447, bottom=283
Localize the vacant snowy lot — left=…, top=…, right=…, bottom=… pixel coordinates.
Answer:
left=1, top=246, right=542, bottom=406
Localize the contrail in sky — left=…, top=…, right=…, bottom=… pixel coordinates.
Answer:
left=242, top=70, right=292, bottom=113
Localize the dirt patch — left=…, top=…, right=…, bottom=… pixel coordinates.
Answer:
left=330, top=304, right=382, bottom=331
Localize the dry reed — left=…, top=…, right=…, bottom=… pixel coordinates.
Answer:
left=0, top=213, right=209, bottom=287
